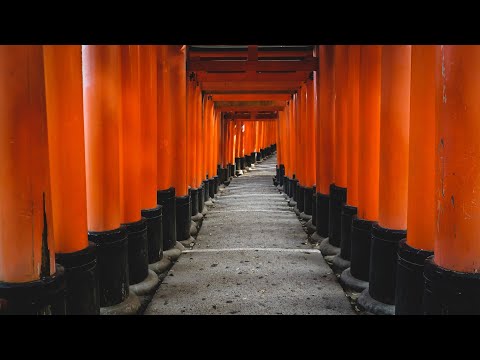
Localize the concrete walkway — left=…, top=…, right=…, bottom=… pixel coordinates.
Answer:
left=145, top=155, right=355, bottom=315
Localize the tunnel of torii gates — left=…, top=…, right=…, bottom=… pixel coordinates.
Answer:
left=0, top=44, right=479, bottom=315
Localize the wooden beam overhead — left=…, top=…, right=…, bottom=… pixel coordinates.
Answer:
left=196, top=71, right=310, bottom=82
left=211, top=93, right=291, bottom=101
left=215, top=106, right=284, bottom=112
left=201, top=81, right=300, bottom=92
left=187, top=58, right=318, bottom=72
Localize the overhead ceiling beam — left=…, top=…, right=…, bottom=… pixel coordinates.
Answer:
left=187, top=58, right=318, bottom=72
left=201, top=81, right=300, bottom=92
left=211, top=93, right=291, bottom=101
left=196, top=71, right=309, bottom=82
left=216, top=106, right=284, bottom=112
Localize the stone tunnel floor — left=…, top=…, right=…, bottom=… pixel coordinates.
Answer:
left=144, top=155, right=356, bottom=315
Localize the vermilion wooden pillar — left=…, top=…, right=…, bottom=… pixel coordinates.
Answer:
left=186, top=75, right=199, bottom=236
left=235, top=119, right=243, bottom=175
left=282, top=103, right=291, bottom=196
left=0, top=45, right=65, bottom=314
left=394, top=46, right=437, bottom=314
left=358, top=45, right=412, bottom=315
left=82, top=45, right=134, bottom=311
left=169, top=45, right=193, bottom=247
left=139, top=45, right=165, bottom=277
left=335, top=45, right=360, bottom=271
left=204, top=97, right=215, bottom=206
left=323, top=45, right=348, bottom=254
left=276, top=110, right=286, bottom=189
left=313, top=45, right=335, bottom=243
left=43, top=45, right=98, bottom=314
left=289, top=94, right=300, bottom=207
left=342, top=45, right=381, bottom=292
left=239, top=120, right=246, bottom=172
left=302, top=76, right=317, bottom=222
left=156, top=45, right=176, bottom=252
left=295, top=83, right=307, bottom=217
left=191, top=82, right=204, bottom=224
left=423, top=45, right=480, bottom=314
left=119, top=45, right=149, bottom=290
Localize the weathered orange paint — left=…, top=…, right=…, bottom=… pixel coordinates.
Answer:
left=44, top=45, right=88, bottom=254
left=334, top=45, right=348, bottom=188
left=357, top=45, right=382, bottom=221
left=235, top=119, right=241, bottom=158
left=434, top=46, right=480, bottom=272
left=406, top=46, right=438, bottom=251
left=291, top=96, right=299, bottom=179
left=317, top=45, right=335, bottom=194
left=196, top=85, right=204, bottom=188
left=285, top=100, right=295, bottom=179
left=296, top=84, right=307, bottom=186
left=83, top=45, right=122, bottom=232
left=346, top=45, right=360, bottom=207
left=156, top=46, right=173, bottom=191
left=139, top=45, right=158, bottom=210
left=254, top=120, right=259, bottom=153
left=378, top=45, right=411, bottom=230
left=305, top=77, right=317, bottom=187
left=186, top=78, right=196, bottom=187
left=120, top=45, right=142, bottom=224
left=0, top=45, right=56, bottom=282
left=229, top=119, right=236, bottom=164
left=205, top=97, right=215, bottom=177
left=169, top=45, right=188, bottom=197
left=240, top=121, right=245, bottom=157
left=277, top=111, right=284, bottom=166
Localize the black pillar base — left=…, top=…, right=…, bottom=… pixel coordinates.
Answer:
left=340, top=205, right=358, bottom=261
left=315, top=192, right=330, bottom=238
left=424, top=256, right=480, bottom=314
left=176, top=194, right=193, bottom=243
left=228, top=164, right=235, bottom=179
left=240, top=157, right=246, bottom=170
left=198, top=184, right=205, bottom=214
left=213, top=176, right=219, bottom=194
left=245, top=155, right=252, bottom=167
left=142, top=205, right=163, bottom=264
left=56, top=242, right=99, bottom=314
left=395, top=240, right=433, bottom=315
left=328, top=184, right=347, bottom=247
left=123, top=218, right=148, bottom=286
left=292, top=178, right=299, bottom=201
left=278, top=165, right=285, bottom=186
left=203, top=179, right=210, bottom=202
left=223, top=167, right=229, bottom=183
left=235, top=157, right=241, bottom=174
left=251, top=152, right=256, bottom=164
left=0, top=264, right=66, bottom=315
left=303, top=186, right=314, bottom=216
left=297, top=185, right=305, bottom=213
left=88, top=227, right=129, bottom=307
left=283, top=176, right=289, bottom=195
left=256, top=151, right=262, bottom=162
left=208, top=178, right=216, bottom=199
left=190, top=188, right=199, bottom=217
left=157, top=187, right=176, bottom=251
left=350, top=218, right=375, bottom=282
left=311, top=187, right=317, bottom=226
left=368, top=223, right=406, bottom=305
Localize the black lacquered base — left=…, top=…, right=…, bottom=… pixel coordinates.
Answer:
left=395, top=240, right=433, bottom=315
left=88, top=227, right=129, bottom=307
left=157, top=187, right=176, bottom=251
left=328, top=184, right=347, bottom=247
left=56, top=242, right=99, bottom=314
left=0, top=264, right=66, bottom=315
left=423, top=256, right=480, bottom=315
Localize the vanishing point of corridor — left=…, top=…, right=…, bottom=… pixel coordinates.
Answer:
left=145, top=155, right=354, bottom=315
